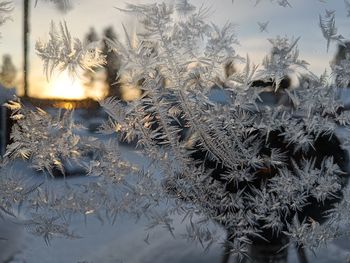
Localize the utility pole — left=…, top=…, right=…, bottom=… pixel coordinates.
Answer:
left=23, top=0, right=30, bottom=97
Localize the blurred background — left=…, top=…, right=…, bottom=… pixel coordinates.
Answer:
left=0, top=0, right=349, bottom=101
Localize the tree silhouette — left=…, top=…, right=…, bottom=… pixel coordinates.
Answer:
left=0, top=54, right=17, bottom=87
left=102, top=26, right=121, bottom=98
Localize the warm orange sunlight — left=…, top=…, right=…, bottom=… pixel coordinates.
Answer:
left=45, top=70, right=86, bottom=100
left=28, top=70, right=108, bottom=100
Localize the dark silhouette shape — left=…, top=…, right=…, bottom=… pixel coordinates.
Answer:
left=0, top=104, right=13, bottom=156
left=82, top=27, right=100, bottom=94
left=23, top=0, right=30, bottom=97
left=333, top=42, right=350, bottom=67
left=102, top=26, right=121, bottom=98
left=0, top=54, right=17, bottom=88
left=188, top=124, right=349, bottom=263
left=82, top=26, right=122, bottom=99
left=165, top=74, right=349, bottom=263
left=333, top=41, right=350, bottom=87
left=85, top=27, right=99, bottom=43
left=251, top=77, right=292, bottom=107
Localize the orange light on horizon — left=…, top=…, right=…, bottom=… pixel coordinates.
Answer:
left=52, top=101, right=75, bottom=110
left=46, top=71, right=86, bottom=100
left=27, top=70, right=108, bottom=100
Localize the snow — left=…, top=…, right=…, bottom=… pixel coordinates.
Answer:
left=338, top=88, right=350, bottom=109
left=3, top=95, right=350, bottom=262
left=13, top=214, right=223, bottom=263
left=0, top=85, right=15, bottom=104
left=0, top=218, right=23, bottom=263
left=1, top=142, right=348, bottom=263
left=4, top=145, right=224, bottom=263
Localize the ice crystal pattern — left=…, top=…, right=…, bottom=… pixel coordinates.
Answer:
left=35, top=21, right=106, bottom=79
left=319, top=10, right=344, bottom=52
left=3, top=0, right=350, bottom=260
left=0, top=1, right=12, bottom=38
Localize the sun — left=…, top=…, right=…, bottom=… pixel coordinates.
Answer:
left=46, top=70, right=86, bottom=100
left=28, top=60, right=108, bottom=100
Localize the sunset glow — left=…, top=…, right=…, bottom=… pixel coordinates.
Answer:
left=29, top=70, right=108, bottom=100
left=46, top=71, right=86, bottom=100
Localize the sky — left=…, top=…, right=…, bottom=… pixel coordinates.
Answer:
left=0, top=0, right=348, bottom=98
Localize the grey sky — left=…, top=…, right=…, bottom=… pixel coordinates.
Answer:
left=0, top=0, right=348, bottom=97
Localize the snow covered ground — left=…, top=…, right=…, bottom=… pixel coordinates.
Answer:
left=0, top=85, right=15, bottom=104
left=3, top=89, right=350, bottom=263
left=1, top=145, right=224, bottom=263
left=0, top=142, right=348, bottom=263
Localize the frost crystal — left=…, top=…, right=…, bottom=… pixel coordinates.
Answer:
left=2, top=0, right=350, bottom=261
left=36, top=21, right=106, bottom=79
left=319, top=10, right=344, bottom=52
left=0, top=1, right=12, bottom=38
left=258, top=36, right=309, bottom=90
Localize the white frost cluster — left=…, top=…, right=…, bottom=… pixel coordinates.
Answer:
left=0, top=1, right=12, bottom=38
left=35, top=21, right=106, bottom=79
left=2, top=0, right=350, bottom=261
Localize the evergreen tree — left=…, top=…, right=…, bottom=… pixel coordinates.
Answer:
left=102, top=26, right=121, bottom=98
left=0, top=55, right=16, bottom=88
